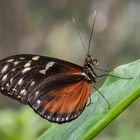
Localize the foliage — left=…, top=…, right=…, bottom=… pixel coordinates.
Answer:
left=38, top=59, right=140, bottom=140
left=0, top=107, right=52, bottom=140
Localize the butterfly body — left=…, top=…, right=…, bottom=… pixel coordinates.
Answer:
left=0, top=54, right=98, bottom=123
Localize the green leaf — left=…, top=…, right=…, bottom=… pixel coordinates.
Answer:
left=0, top=107, right=51, bottom=140
left=37, top=59, right=140, bottom=140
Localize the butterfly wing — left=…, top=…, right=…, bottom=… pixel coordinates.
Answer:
left=0, top=54, right=83, bottom=104
left=0, top=54, right=91, bottom=123
left=28, top=75, right=90, bottom=123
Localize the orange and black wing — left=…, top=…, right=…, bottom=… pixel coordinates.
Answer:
left=0, top=54, right=91, bottom=123
left=28, top=74, right=90, bottom=123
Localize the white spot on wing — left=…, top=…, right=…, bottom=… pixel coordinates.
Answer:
left=10, top=78, right=13, bottom=83
left=20, top=89, right=26, bottom=95
left=30, top=81, right=35, bottom=86
left=6, top=83, right=9, bottom=87
left=1, top=65, right=8, bottom=73
left=32, top=56, right=40, bottom=60
left=35, top=91, right=39, bottom=96
left=45, top=62, right=55, bottom=71
left=13, top=88, right=17, bottom=92
left=1, top=87, right=4, bottom=90
left=61, top=118, right=64, bottom=121
left=18, top=78, right=23, bottom=85
left=56, top=117, right=60, bottom=121
left=2, top=74, right=7, bottom=81
left=37, top=100, right=41, bottom=104
left=19, top=57, right=25, bottom=60
left=39, top=69, right=46, bottom=75
left=6, top=59, right=14, bottom=62
left=17, top=95, right=21, bottom=98
left=39, top=62, right=55, bottom=75
left=66, top=117, right=69, bottom=121
left=12, top=68, right=15, bottom=72
left=14, top=61, right=19, bottom=66
left=24, top=62, right=31, bottom=67
left=8, top=92, right=12, bottom=95
left=22, top=67, right=31, bottom=74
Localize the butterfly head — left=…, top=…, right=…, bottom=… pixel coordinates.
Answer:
left=84, top=54, right=98, bottom=66
left=83, top=54, right=98, bottom=82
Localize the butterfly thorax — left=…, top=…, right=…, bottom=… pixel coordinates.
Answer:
left=83, top=55, right=98, bottom=83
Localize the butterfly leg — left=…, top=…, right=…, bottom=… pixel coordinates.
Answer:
left=92, top=84, right=110, bottom=109
left=96, top=73, right=133, bottom=80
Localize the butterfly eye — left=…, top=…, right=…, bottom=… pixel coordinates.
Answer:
left=92, top=59, right=98, bottom=65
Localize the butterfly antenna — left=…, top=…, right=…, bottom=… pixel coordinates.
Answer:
left=87, top=10, right=97, bottom=55
left=72, top=17, right=87, bottom=54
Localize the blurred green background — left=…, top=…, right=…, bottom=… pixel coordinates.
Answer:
left=0, top=0, right=140, bottom=140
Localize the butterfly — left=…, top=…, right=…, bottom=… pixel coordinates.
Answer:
left=0, top=11, right=110, bottom=123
